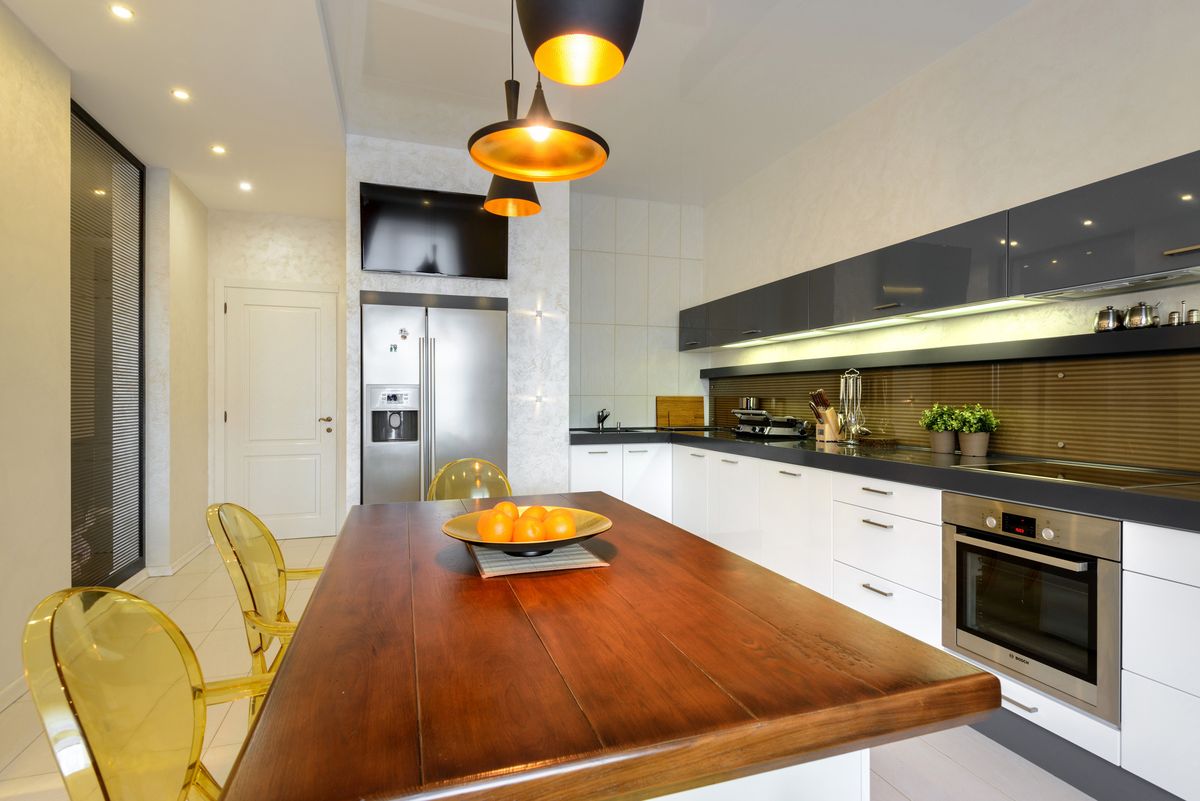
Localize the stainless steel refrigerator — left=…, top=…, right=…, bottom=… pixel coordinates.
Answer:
left=361, top=299, right=507, bottom=503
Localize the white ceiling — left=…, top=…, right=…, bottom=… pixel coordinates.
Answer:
left=5, top=0, right=346, bottom=219
left=321, top=0, right=1031, bottom=204
left=6, top=0, right=1031, bottom=217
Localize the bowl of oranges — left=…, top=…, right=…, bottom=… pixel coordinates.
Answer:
left=441, top=501, right=613, bottom=557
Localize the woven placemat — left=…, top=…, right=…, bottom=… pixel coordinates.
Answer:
left=468, top=543, right=609, bottom=578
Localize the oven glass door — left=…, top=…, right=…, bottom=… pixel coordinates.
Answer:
left=956, top=532, right=1098, bottom=683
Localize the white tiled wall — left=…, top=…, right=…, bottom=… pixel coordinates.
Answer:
left=569, top=193, right=709, bottom=428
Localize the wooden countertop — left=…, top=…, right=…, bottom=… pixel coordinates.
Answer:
left=220, top=492, right=998, bottom=801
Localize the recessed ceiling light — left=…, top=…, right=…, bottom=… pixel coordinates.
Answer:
left=92, top=189, right=107, bottom=196
left=1082, top=219, right=1094, bottom=226
left=238, top=181, right=253, bottom=192
left=1183, top=194, right=1195, bottom=202
left=999, top=239, right=1007, bottom=245
left=210, top=144, right=227, bottom=155
left=171, top=88, right=191, bottom=101
left=109, top=4, right=134, bottom=20
left=1010, top=240, right=1019, bottom=246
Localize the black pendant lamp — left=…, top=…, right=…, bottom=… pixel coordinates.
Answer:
left=481, top=79, right=541, bottom=217
left=516, top=0, right=645, bottom=86
left=468, top=1, right=609, bottom=183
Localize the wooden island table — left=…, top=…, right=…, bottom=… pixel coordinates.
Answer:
left=220, top=492, right=999, bottom=801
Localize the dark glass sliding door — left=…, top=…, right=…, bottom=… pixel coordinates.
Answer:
left=70, top=103, right=144, bottom=587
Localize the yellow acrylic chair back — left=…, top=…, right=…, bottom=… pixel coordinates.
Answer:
left=205, top=503, right=321, bottom=683
left=22, top=587, right=269, bottom=801
left=426, top=458, right=512, bottom=500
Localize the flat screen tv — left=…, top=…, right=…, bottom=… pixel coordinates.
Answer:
left=360, top=182, right=508, bottom=279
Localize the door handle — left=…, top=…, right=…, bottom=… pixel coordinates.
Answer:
left=778, top=470, right=800, bottom=477
left=740, top=329, right=763, bottom=336
left=873, top=302, right=902, bottom=311
left=861, top=518, right=894, bottom=530
left=1163, top=243, right=1200, bottom=257
left=861, top=583, right=894, bottom=597
left=861, top=486, right=893, bottom=496
left=318, top=416, right=333, bottom=422
left=1001, top=694, right=1038, bottom=714
left=954, top=533, right=1090, bottom=572
left=721, top=458, right=738, bottom=464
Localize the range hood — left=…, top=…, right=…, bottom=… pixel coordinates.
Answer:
left=1028, top=262, right=1200, bottom=300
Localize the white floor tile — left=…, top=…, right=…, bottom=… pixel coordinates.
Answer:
left=0, top=696, right=42, bottom=774
left=200, top=744, right=242, bottom=785
left=0, top=773, right=69, bottom=801
left=921, top=726, right=1096, bottom=801
left=194, top=628, right=252, bottom=681
left=871, top=772, right=911, bottom=801
left=185, top=569, right=239, bottom=601
left=872, top=736, right=1011, bottom=801
left=0, top=738, right=55, bottom=781
left=176, top=548, right=223, bottom=575
left=203, top=703, right=231, bottom=752
left=168, top=596, right=237, bottom=639
left=135, top=572, right=210, bottom=605
left=210, top=699, right=251, bottom=748
left=277, top=538, right=320, bottom=567
left=215, top=602, right=247, bottom=631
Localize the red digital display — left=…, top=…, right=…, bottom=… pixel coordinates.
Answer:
left=1002, top=512, right=1036, bottom=539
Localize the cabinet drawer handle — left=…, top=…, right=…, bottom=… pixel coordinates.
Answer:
left=587, top=450, right=609, bottom=455
left=861, top=518, right=894, bottom=530
left=1163, top=243, right=1200, bottom=257
left=690, top=453, right=706, bottom=458
left=1001, top=694, right=1038, bottom=714
left=861, top=583, right=894, bottom=598
left=721, top=458, right=738, bottom=464
left=684, top=340, right=701, bottom=346
left=778, top=470, right=800, bottom=477
left=873, top=302, right=902, bottom=311
left=740, top=329, right=763, bottom=336
left=861, top=486, right=893, bottom=496
left=627, top=449, right=648, bottom=454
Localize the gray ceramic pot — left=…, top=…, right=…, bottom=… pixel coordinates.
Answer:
left=930, top=431, right=957, bottom=454
left=958, top=432, right=991, bottom=458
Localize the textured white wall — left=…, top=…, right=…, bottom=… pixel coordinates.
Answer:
left=569, top=193, right=709, bottom=427
left=346, top=135, right=570, bottom=502
left=704, top=0, right=1200, bottom=369
left=0, top=4, right=71, bottom=703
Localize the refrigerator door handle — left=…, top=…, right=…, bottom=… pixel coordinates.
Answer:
left=429, top=338, right=437, bottom=478
left=418, top=336, right=426, bottom=495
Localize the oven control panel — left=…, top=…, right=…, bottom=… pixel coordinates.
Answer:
left=943, top=491, right=1121, bottom=561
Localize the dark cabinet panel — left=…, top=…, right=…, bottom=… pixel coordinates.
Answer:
left=1008, top=151, right=1200, bottom=295
left=679, top=305, right=708, bottom=350
left=705, top=274, right=809, bottom=347
left=810, top=213, right=1008, bottom=328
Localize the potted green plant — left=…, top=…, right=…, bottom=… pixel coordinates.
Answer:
left=956, top=404, right=999, bottom=457
left=919, top=403, right=959, bottom=454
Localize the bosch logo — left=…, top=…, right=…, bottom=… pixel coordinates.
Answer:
left=1008, top=652, right=1030, bottom=665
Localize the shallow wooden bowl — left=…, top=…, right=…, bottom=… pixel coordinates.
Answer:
left=442, top=506, right=612, bottom=557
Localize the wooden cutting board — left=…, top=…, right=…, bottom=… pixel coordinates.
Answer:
left=655, top=396, right=705, bottom=427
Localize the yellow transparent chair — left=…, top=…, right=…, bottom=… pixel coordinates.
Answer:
left=23, top=587, right=270, bottom=801
left=426, top=458, right=513, bottom=500
left=205, top=503, right=322, bottom=711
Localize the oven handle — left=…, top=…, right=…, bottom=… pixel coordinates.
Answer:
left=955, top=533, right=1090, bottom=572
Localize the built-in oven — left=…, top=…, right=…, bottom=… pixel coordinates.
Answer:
left=942, top=492, right=1121, bottom=724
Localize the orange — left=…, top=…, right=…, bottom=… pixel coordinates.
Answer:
left=512, top=517, right=546, bottom=542
left=477, top=511, right=514, bottom=542
left=493, top=501, right=518, bottom=520
left=544, top=513, right=576, bottom=540
left=521, top=505, right=548, bottom=521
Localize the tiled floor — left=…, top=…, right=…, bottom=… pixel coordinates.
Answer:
left=0, top=534, right=1095, bottom=801
left=0, top=535, right=333, bottom=801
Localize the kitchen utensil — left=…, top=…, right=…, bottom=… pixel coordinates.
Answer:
left=1092, top=305, right=1124, bottom=332
left=808, top=400, right=823, bottom=422
left=738, top=396, right=760, bottom=410
left=442, top=506, right=612, bottom=557
left=839, top=368, right=865, bottom=445
left=813, top=388, right=831, bottom=409
left=1124, top=301, right=1158, bottom=329
left=1188, top=308, right=1200, bottom=325
left=1168, top=311, right=1184, bottom=326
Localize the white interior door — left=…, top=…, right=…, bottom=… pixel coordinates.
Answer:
left=224, top=287, right=336, bottom=539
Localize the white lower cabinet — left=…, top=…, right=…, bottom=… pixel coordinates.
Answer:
left=1123, top=570, right=1200, bottom=698
left=568, top=445, right=623, bottom=497
left=832, top=561, right=941, bottom=647
left=1122, top=671, right=1200, bottom=800
left=671, top=446, right=710, bottom=538
left=708, top=454, right=761, bottom=560
left=832, top=503, right=941, bottom=598
left=995, top=673, right=1120, bottom=764
left=621, top=444, right=672, bottom=521
left=758, top=462, right=834, bottom=596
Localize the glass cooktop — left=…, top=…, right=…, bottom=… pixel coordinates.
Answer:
left=958, top=461, right=1200, bottom=489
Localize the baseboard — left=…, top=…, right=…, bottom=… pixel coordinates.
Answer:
left=145, top=536, right=212, bottom=577
left=973, top=710, right=1183, bottom=801
left=0, top=675, right=26, bottom=713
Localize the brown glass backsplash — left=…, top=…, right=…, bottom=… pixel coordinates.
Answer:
left=710, top=351, right=1200, bottom=472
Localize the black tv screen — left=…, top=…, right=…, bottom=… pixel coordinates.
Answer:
left=360, top=182, right=508, bottom=279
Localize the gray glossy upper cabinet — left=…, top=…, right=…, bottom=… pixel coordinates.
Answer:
left=1008, top=151, right=1200, bottom=296
left=679, top=305, right=708, bottom=351
left=706, top=274, right=809, bottom=347
left=810, top=212, right=1008, bottom=328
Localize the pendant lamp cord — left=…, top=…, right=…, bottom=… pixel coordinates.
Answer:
left=509, top=0, right=514, bottom=81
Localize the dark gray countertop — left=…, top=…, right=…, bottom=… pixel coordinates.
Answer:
left=569, top=429, right=1200, bottom=532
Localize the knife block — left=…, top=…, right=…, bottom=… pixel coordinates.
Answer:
left=816, top=409, right=841, bottom=442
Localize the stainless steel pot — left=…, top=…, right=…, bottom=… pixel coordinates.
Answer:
left=1093, top=306, right=1124, bottom=332
left=738, top=396, right=759, bottom=410
left=1124, top=301, right=1158, bottom=329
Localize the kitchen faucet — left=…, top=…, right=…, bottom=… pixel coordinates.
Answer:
left=597, top=408, right=610, bottom=431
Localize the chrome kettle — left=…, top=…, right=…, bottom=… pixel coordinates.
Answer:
left=1093, top=305, right=1124, bottom=332
left=1124, top=301, right=1158, bottom=329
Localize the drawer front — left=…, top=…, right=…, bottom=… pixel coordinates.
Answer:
left=568, top=446, right=623, bottom=498
left=832, top=562, right=940, bottom=647
left=832, top=503, right=941, bottom=597
left=1123, top=571, right=1200, bottom=697
left=996, top=674, right=1120, bottom=764
left=831, top=473, right=940, bottom=524
left=622, top=444, right=672, bottom=521
left=671, top=446, right=709, bottom=538
left=1124, top=521, right=1200, bottom=588
left=1123, top=671, right=1200, bottom=799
